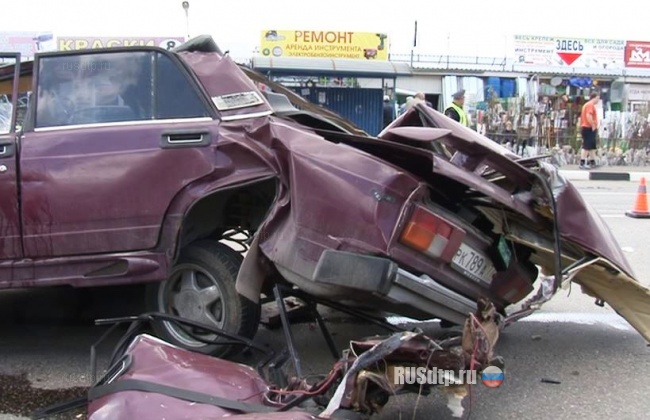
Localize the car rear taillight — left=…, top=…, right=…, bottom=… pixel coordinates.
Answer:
left=399, top=206, right=465, bottom=261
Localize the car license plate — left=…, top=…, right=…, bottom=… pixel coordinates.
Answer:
left=452, top=243, right=496, bottom=284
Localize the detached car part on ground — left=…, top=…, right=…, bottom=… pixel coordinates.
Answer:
left=34, top=303, right=501, bottom=419
left=0, top=36, right=649, bottom=357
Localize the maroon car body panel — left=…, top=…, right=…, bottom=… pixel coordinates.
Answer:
left=20, top=121, right=219, bottom=257
left=87, top=335, right=317, bottom=420
left=245, top=119, right=421, bottom=275
left=0, top=131, right=21, bottom=260
left=179, top=51, right=274, bottom=120
left=0, top=54, right=22, bottom=261
left=555, top=180, right=634, bottom=276
left=88, top=334, right=266, bottom=418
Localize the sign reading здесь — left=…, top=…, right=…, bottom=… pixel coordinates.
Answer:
left=57, top=37, right=186, bottom=51
left=513, top=35, right=625, bottom=69
left=260, top=30, right=389, bottom=60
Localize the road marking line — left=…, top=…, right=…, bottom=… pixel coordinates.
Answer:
left=388, top=312, right=632, bottom=331
left=578, top=192, right=636, bottom=195
left=519, top=312, right=632, bottom=331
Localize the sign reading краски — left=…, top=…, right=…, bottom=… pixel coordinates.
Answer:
left=260, top=30, right=389, bottom=60
left=57, top=36, right=186, bottom=51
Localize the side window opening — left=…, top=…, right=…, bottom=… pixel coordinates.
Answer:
left=36, top=52, right=153, bottom=128
left=0, top=58, right=26, bottom=133
left=0, top=95, right=12, bottom=134
left=155, top=53, right=209, bottom=119
left=35, top=50, right=209, bottom=129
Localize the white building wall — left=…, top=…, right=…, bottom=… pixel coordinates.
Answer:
left=355, top=75, right=443, bottom=94
left=395, top=75, right=443, bottom=94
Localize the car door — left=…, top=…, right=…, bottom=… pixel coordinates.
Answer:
left=0, top=53, right=23, bottom=264
left=19, top=49, right=218, bottom=258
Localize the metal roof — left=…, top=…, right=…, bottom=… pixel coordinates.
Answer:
left=507, top=64, right=650, bottom=78
left=388, top=54, right=650, bottom=78
left=251, top=54, right=650, bottom=80
left=251, top=56, right=413, bottom=78
left=412, top=64, right=650, bottom=78
left=390, top=54, right=510, bottom=73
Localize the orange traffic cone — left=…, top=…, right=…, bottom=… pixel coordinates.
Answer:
left=626, top=177, right=650, bottom=218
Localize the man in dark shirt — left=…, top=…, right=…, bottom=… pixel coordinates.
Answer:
left=382, top=95, right=395, bottom=128
left=415, top=92, right=433, bottom=107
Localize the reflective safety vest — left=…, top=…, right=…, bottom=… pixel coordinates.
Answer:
left=445, top=102, right=468, bottom=126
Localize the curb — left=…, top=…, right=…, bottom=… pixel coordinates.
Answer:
left=559, top=170, right=649, bottom=182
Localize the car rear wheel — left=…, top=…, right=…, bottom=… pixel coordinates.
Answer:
left=145, top=240, right=260, bottom=358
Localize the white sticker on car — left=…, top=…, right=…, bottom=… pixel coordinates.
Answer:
left=212, top=91, right=264, bottom=111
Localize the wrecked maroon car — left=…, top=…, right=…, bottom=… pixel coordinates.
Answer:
left=1, top=34, right=650, bottom=364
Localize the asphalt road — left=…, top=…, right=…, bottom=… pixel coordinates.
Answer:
left=1, top=180, right=649, bottom=420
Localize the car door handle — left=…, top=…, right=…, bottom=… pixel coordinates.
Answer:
left=167, top=133, right=204, bottom=143
left=160, top=130, right=211, bottom=149
left=0, top=140, right=15, bottom=158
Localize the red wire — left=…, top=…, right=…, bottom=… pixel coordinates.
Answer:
left=266, top=315, right=490, bottom=415
left=467, top=313, right=485, bottom=419
left=266, top=367, right=343, bottom=397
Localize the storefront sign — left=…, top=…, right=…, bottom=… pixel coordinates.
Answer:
left=260, top=30, right=389, bottom=60
left=0, top=31, right=56, bottom=60
left=514, top=35, right=625, bottom=69
left=624, top=41, right=650, bottom=68
left=628, top=84, right=650, bottom=101
left=57, top=36, right=185, bottom=51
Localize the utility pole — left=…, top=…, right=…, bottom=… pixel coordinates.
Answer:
left=182, top=1, right=190, bottom=40
left=446, top=32, right=450, bottom=68
left=410, top=20, right=417, bottom=66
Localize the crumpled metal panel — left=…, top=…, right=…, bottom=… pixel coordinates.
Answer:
left=420, top=108, right=636, bottom=278
left=225, top=116, right=422, bottom=293
left=88, top=335, right=274, bottom=419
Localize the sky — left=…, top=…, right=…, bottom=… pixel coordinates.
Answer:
left=2, top=0, right=649, bottom=61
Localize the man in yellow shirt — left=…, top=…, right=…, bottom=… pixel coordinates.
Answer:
left=444, top=90, right=468, bottom=126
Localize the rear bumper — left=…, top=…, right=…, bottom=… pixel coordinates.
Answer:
left=312, top=249, right=477, bottom=325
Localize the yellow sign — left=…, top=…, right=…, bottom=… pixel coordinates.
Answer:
left=260, top=30, right=389, bottom=60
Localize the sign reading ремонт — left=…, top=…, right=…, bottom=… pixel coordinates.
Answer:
left=260, top=30, right=389, bottom=60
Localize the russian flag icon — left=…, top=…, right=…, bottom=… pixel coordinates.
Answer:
left=481, top=366, right=504, bottom=388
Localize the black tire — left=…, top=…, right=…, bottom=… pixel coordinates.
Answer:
left=145, top=240, right=261, bottom=358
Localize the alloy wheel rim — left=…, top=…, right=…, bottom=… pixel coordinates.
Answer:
left=159, top=263, right=227, bottom=348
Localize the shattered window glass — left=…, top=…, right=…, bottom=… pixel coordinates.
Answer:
left=0, top=58, right=17, bottom=133
left=35, top=51, right=210, bottom=128
left=36, top=52, right=154, bottom=128
left=0, top=97, right=11, bottom=134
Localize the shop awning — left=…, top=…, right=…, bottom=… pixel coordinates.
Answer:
left=509, top=64, right=650, bottom=78
left=406, top=58, right=650, bottom=79
left=251, top=56, right=413, bottom=78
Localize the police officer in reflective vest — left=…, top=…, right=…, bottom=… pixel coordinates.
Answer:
left=444, top=89, right=468, bottom=126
